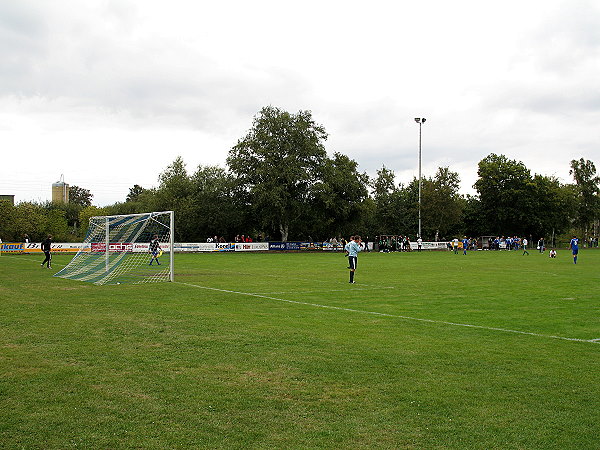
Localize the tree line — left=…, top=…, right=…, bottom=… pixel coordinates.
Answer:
left=1, top=106, right=598, bottom=244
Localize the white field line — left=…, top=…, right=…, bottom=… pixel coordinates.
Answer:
left=1, top=255, right=67, bottom=268
left=177, top=281, right=599, bottom=345
left=6, top=255, right=596, bottom=344
left=254, top=287, right=395, bottom=295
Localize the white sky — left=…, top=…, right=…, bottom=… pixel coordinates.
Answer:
left=1, top=0, right=599, bottom=205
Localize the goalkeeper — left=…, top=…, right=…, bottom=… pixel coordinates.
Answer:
left=149, top=234, right=161, bottom=266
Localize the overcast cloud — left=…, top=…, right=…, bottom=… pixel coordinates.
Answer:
left=1, top=0, right=599, bottom=205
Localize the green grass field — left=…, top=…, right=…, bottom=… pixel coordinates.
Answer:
left=1, top=249, right=599, bottom=449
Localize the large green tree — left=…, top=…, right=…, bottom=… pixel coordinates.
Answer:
left=0, top=201, right=74, bottom=242
left=461, top=195, right=485, bottom=237
left=369, top=166, right=463, bottom=240
left=569, top=158, right=600, bottom=239
left=528, top=174, right=573, bottom=242
left=126, top=184, right=147, bottom=203
left=69, top=185, right=93, bottom=207
left=311, top=152, right=369, bottom=239
left=185, top=165, right=247, bottom=241
left=152, top=157, right=196, bottom=241
left=420, top=167, right=464, bottom=240
left=227, top=106, right=328, bottom=241
left=474, top=154, right=534, bottom=235
left=369, top=166, right=413, bottom=236
left=473, top=154, right=576, bottom=238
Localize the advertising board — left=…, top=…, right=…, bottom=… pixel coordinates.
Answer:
left=0, top=243, right=24, bottom=253
left=131, top=243, right=170, bottom=253
left=214, top=243, right=235, bottom=252
left=21, top=243, right=88, bottom=253
left=411, top=241, right=449, bottom=250
left=175, top=243, right=216, bottom=252
left=92, top=243, right=134, bottom=253
left=234, top=242, right=269, bottom=251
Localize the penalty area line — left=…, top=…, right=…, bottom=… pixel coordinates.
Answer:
left=177, top=281, right=598, bottom=345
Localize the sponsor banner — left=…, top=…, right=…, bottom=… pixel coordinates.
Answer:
left=132, top=243, right=170, bottom=253
left=92, top=242, right=134, bottom=253
left=214, top=243, right=235, bottom=252
left=269, top=242, right=286, bottom=251
left=22, top=243, right=88, bottom=253
left=175, top=243, right=216, bottom=252
left=410, top=241, right=451, bottom=250
left=322, top=242, right=374, bottom=251
left=322, top=242, right=344, bottom=251
left=0, top=242, right=24, bottom=253
left=235, top=242, right=269, bottom=252
left=268, top=242, right=302, bottom=251
left=300, top=242, right=321, bottom=250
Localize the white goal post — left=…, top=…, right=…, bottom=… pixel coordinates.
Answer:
left=55, top=211, right=174, bottom=285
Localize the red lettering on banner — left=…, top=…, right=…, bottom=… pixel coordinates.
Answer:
left=91, top=243, right=133, bottom=252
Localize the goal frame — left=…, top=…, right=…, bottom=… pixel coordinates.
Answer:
left=55, top=210, right=174, bottom=285
left=96, top=211, right=174, bottom=282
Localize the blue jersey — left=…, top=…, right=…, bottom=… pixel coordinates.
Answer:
left=570, top=238, right=578, bottom=251
left=462, top=239, right=469, bottom=249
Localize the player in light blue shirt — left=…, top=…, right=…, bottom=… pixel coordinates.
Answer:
left=570, top=236, right=579, bottom=264
left=345, top=235, right=362, bottom=283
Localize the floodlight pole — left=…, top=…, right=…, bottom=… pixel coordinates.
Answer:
left=169, top=211, right=174, bottom=282
left=414, top=118, right=426, bottom=239
left=105, top=216, right=110, bottom=272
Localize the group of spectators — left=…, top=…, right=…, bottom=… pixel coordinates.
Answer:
left=487, top=236, right=529, bottom=251
left=449, top=237, right=478, bottom=253
left=377, top=235, right=412, bottom=252
left=487, top=236, right=553, bottom=252
left=323, top=237, right=370, bottom=252
left=205, top=235, right=259, bottom=243
left=206, top=236, right=227, bottom=243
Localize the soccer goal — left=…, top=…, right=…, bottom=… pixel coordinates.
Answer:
left=55, top=211, right=174, bottom=285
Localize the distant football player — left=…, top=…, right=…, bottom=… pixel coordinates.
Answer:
left=41, top=234, right=52, bottom=269
left=462, top=237, right=469, bottom=255
left=345, top=236, right=354, bottom=268
left=522, top=237, right=529, bottom=255
left=346, top=235, right=362, bottom=284
left=149, top=234, right=161, bottom=266
left=570, top=236, right=578, bottom=264
left=452, top=238, right=459, bottom=254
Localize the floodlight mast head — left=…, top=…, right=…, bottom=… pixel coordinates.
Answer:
left=414, top=118, right=426, bottom=123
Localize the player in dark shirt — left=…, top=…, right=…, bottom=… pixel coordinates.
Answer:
left=149, top=234, right=161, bottom=266
left=41, top=235, right=52, bottom=269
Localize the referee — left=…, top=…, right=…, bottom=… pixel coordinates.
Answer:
left=345, top=235, right=362, bottom=284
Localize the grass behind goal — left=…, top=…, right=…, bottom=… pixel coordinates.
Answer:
left=1, top=250, right=599, bottom=448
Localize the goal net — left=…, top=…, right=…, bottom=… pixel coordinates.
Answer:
left=55, top=211, right=174, bottom=285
